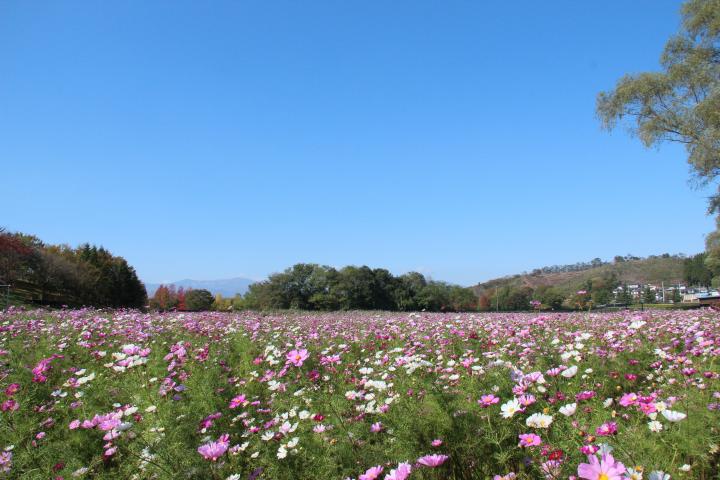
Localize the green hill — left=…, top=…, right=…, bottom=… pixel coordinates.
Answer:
left=473, top=254, right=687, bottom=302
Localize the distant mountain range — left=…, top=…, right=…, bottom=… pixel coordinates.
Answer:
left=144, top=277, right=255, bottom=298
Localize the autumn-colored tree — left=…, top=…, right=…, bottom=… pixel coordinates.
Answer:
left=150, top=285, right=178, bottom=311
left=177, top=287, right=186, bottom=311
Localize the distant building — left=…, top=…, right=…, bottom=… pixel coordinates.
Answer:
left=696, top=291, right=720, bottom=306
left=683, top=290, right=720, bottom=304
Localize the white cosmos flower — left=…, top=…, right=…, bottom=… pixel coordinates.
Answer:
left=559, top=403, right=577, bottom=416
left=648, top=472, right=670, bottom=480
left=648, top=420, right=663, bottom=432
left=277, top=446, right=287, bottom=459
left=662, top=410, right=687, bottom=422
left=526, top=413, right=553, bottom=428
left=500, top=398, right=522, bottom=418
left=561, top=365, right=578, bottom=378
left=72, top=467, right=89, bottom=477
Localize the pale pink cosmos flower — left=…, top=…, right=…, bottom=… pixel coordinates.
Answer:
left=493, top=473, right=516, bottom=480
left=384, top=462, right=412, bottom=480
left=370, top=422, right=383, bottom=433
left=359, top=465, right=384, bottom=480
left=417, top=454, right=449, bottom=468
left=197, top=433, right=230, bottom=461
left=0, top=451, right=10, bottom=473
left=577, top=453, right=626, bottom=480
left=431, top=439, right=443, bottom=447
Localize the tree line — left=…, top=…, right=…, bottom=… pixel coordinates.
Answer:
left=149, top=284, right=215, bottom=311
left=205, top=263, right=478, bottom=312
left=0, top=229, right=147, bottom=308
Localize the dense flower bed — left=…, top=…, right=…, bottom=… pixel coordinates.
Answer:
left=0, top=308, right=718, bottom=479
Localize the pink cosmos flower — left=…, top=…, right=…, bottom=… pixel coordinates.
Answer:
left=618, top=393, right=638, bottom=407
left=287, top=349, right=309, bottom=367
left=580, top=445, right=600, bottom=455
left=417, top=454, right=449, bottom=468
left=479, top=394, right=500, bottom=407
left=493, top=474, right=516, bottom=480
left=576, top=391, right=596, bottom=402
left=359, top=465, right=384, bottom=480
left=122, top=344, right=141, bottom=355
left=639, top=402, right=657, bottom=415
left=370, top=422, right=383, bottom=433
left=0, top=451, right=11, bottom=473
left=518, top=394, right=536, bottom=407
left=518, top=433, right=541, bottom=447
left=4, top=383, right=20, bottom=396
left=577, top=453, right=626, bottom=480
left=197, top=433, right=230, bottom=461
left=431, top=439, right=443, bottom=447
left=384, top=462, right=412, bottom=480
left=229, top=394, right=247, bottom=409
left=595, top=422, right=618, bottom=436
left=1, top=399, right=18, bottom=412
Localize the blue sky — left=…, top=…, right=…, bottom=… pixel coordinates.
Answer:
left=0, top=0, right=713, bottom=286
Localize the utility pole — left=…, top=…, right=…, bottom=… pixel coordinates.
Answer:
left=662, top=281, right=665, bottom=303
left=640, top=283, right=644, bottom=312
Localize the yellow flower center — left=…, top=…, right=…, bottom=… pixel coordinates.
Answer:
left=598, top=474, right=609, bottom=480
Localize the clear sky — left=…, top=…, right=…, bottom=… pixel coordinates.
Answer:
left=0, top=0, right=714, bottom=286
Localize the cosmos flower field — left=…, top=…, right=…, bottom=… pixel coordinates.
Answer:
left=0, top=308, right=719, bottom=479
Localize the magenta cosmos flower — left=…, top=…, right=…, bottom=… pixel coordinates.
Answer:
left=595, top=421, right=618, bottom=436
left=417, top=454, right=449, bottom=468
left=577, top=453, right=626, bottom=480
left=229, top=394, right=246, bottom=409
left=197, top=433, right=230, bottom=461
left=286, top=349, right=309, bottom=367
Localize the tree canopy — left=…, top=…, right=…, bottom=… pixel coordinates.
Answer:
left=597, top=0, right=720, bottom=280
left=0, top=228, right=147, bottom=308
left=241, top=263, right=477, bottom=312
left=598, top=0, right=720, bottom=206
